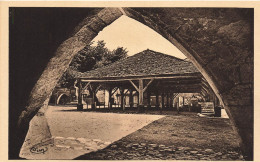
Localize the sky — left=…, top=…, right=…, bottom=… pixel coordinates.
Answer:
left=92, top=15, right=186, bottom=59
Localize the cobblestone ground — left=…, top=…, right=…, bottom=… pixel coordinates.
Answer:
left=53, top=136, right=111, bottom=152
left=79, top=141, right=244, bottom=160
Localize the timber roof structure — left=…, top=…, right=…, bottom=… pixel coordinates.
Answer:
left=77, top=49, right=200, bottom=81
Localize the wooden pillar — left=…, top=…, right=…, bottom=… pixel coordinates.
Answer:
left=91, top=87, right=96, bottom=110
left=139, top=79, right=144, bottom=105
left=177, top=98, right=180, bottom=114
left=55, top=95, right=57, bottom=106
left=147, top=90, right=151, bottom=109
left=120, top=88, right=125, bottom=111
left=138, top=79, right=144, bottom=112
left=137, top=91, right=139, bottom=104
left=77, top=79, right=83, bottom=111
left=156, top=90, right=159, bottom=110
left=170, top=92, right=173, bottom=109
left=129, top=89, right=133, bottom=108
left=108, top=88, right=112, bottom=110
left=104, top=89, right=106, bottom=109
left=166, top=92, right=169, bottom=109
left=161, top=92, right=165, bottom=110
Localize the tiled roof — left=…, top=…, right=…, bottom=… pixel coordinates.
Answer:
left=77, top=49, right=199, bottom=79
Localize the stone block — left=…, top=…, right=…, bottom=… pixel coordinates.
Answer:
left=74, top=27, right=97, bottom=43
left=97, top=8, right=123, bottom=25
left=227, top=105, right=253, bottom=130
left=205, top=59, right=240, bottom=93
left=86, top=16, right=107, bottom=33
left=221, top=84, right=253, bottom=106
left=217, top=20, right=252, bottom=48
left=239, top=63, right=253, bottom=84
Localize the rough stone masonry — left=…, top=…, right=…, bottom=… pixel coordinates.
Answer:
left=9, top=7, right=253, bottom=160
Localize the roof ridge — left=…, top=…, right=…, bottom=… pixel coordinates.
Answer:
left=143, top=49, right=186, bottom=61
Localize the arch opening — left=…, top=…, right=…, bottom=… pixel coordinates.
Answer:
left=11, top=7, right=253, bottom=160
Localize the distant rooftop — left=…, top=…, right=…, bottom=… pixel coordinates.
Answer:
left=77, top=49, right=199, bottom=80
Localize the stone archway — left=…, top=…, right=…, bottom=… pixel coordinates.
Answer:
left=12, top=7, right=253, bottom=160
left=56, top=93, right=68, bottom=105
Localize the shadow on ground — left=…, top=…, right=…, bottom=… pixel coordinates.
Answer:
left=74, top=113, right=243, bottom=160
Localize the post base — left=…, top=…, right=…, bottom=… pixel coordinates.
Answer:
left=91, top=103, right=96, bottom=110
left=77, top=104, right=83, bottom=111
left=214, top=106, right=221, bottom=117
left=138, top=105, right=145, bottom=113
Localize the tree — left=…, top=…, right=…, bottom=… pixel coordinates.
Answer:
left=57, top=40, right=128, bottom=88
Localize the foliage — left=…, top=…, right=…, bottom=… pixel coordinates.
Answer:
left=58, top=40, right=128, bottom=88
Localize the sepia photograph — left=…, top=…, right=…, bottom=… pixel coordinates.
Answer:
left=0, top=1, right=257, bottom=161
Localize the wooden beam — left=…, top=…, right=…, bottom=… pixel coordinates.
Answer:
left=143, top=79, right=154, bottom=92
left=124, top=89, right=130, bottom=95
left=129, top=80, right=139, bottom=92
left=95, top=85, right=102, bottom=93
left=201, top=81, right=211, bottom=90
left=82, top=82, right=91, bottom=91
left=81, top=75, right=200, bottom=82
left=111, top=87, right=118, bottom=96
left=89, top=84, right=93, bottom=92
left=201, top=86, right=210, bottom=94
left=173, top=93, right=179, bottom=99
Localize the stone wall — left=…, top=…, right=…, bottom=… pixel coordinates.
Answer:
left=123, top=8, right=253, bottom=160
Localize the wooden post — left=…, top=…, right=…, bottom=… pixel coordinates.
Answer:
left=177, top=98, right=180, bottom=114
left=120, top=88, right=125, bottom=111
left=129, top=79, right=153, bottom=112
left=91, top=87, right=96, bottom=110
left=108, top=88, right=112, bottom=110
left=166, top=92, right=169, bottom=109
left=156, top=90, right=159, bottom=110
left=138, top=79, right=144, bottom=112
left=162, top=92, right=165, bottom=110
left=77, top=79, right=83, bottom=111
left=170, top=92, right=173, bottom=109
left=139, top=79, right=144, bottom=105
left=129, top=89, right=133, bottom=108
left=147, top=90, right=151, bottom=109
left=55, top=95, right=57, bottom=106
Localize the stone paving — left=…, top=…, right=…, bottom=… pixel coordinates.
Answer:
left=53, top=136, right=111, bottom=151
left=80, top=141, right=244, bottom=160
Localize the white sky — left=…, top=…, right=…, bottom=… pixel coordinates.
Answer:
left=92, top=15, right=186, bottom=59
